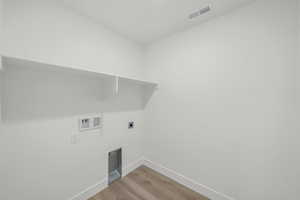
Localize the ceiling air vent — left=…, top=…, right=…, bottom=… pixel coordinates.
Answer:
left=189, top=6, right=211, bottom=19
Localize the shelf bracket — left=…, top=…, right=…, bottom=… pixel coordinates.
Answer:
left=114, top=76, right=119, bottom=95
left=0, top=56, right=2, bottom=71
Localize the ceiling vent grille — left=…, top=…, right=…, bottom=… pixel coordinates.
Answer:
left=189, top=6, right=211, bottom=19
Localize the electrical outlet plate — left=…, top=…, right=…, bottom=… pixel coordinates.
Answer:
left=79, top=114, right=103, bottom=132
left=128, top=121, right=134, bottom=129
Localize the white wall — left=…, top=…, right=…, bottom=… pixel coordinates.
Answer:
left=0, top=0, right=2, bottom=58
left=0, top=0, right=144, bottom=200
left=144, top=0, right=299, bottom=200
left=1, top=0, right=300, bottom=200
left=2, top=0, right=144, bottom=79
left=294, top=0, right=300, bottom=198
left=0, top=0, right=3, bottom=132
left=0, top=0, right=3, bottom=108
left=0, top=112, right=144, bottom=200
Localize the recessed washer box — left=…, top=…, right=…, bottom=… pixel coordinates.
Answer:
left=79, top=114, right=102, bottom=132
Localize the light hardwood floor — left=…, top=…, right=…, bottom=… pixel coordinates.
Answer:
left=89, top=166, right=209, bottom=200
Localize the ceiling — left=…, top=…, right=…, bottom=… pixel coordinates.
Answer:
left=62, top=0, right=255, bottom=44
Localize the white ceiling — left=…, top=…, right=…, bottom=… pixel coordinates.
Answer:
left=63, top=0, right=254, bottom=44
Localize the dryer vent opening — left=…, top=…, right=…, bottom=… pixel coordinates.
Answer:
left=108, top=148, right=122, bottom=184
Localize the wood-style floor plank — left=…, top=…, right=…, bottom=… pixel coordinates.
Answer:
left=89, top=166, right=209, bottom=200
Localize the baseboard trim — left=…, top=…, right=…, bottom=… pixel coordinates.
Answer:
left=69, top=157, right=144, bottom=200
left=69, top=157, right=235, bottom=200
left=69, top=178, right=107, bottom=200
left=142, top=158, right=236, bottom=200
left=123, top=157, right=145, bottom=176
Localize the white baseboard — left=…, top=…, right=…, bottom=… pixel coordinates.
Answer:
left=69, top=157, right=235, bottom=200
left=69, top=157, right=144, bottom=200
left=123, top=157, right=145, bottom=176
left=142, top=158, right=236, bottom=200
left=69, top=178, right=107, bottom=200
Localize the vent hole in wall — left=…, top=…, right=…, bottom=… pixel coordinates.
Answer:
left=108, top=148, right=122, bottom=184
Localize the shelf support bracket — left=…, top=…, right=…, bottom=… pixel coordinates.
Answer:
left=115, top=76, right=119, bottom=95
left=0, top=56, right=2, bottom=71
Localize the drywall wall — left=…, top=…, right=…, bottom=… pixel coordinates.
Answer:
left=0, top=111, right=144, bottom=200
left=0, top=0, right=3, bottom=122
left=144, top=0, right=299, bottom=199
left=0, top=0, right=2, bottom=59
left=2, top=0, right=144, bottom=79
left=0, top=0, right=144, bottom=200
left=294, top=1, right=300, bottom=198
left=1, top=0, right=299, bottom=199
left=0, top=0, right=3, bottom=103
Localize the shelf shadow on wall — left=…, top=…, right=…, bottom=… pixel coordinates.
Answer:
left=0, top=57, right=156, bottom=123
